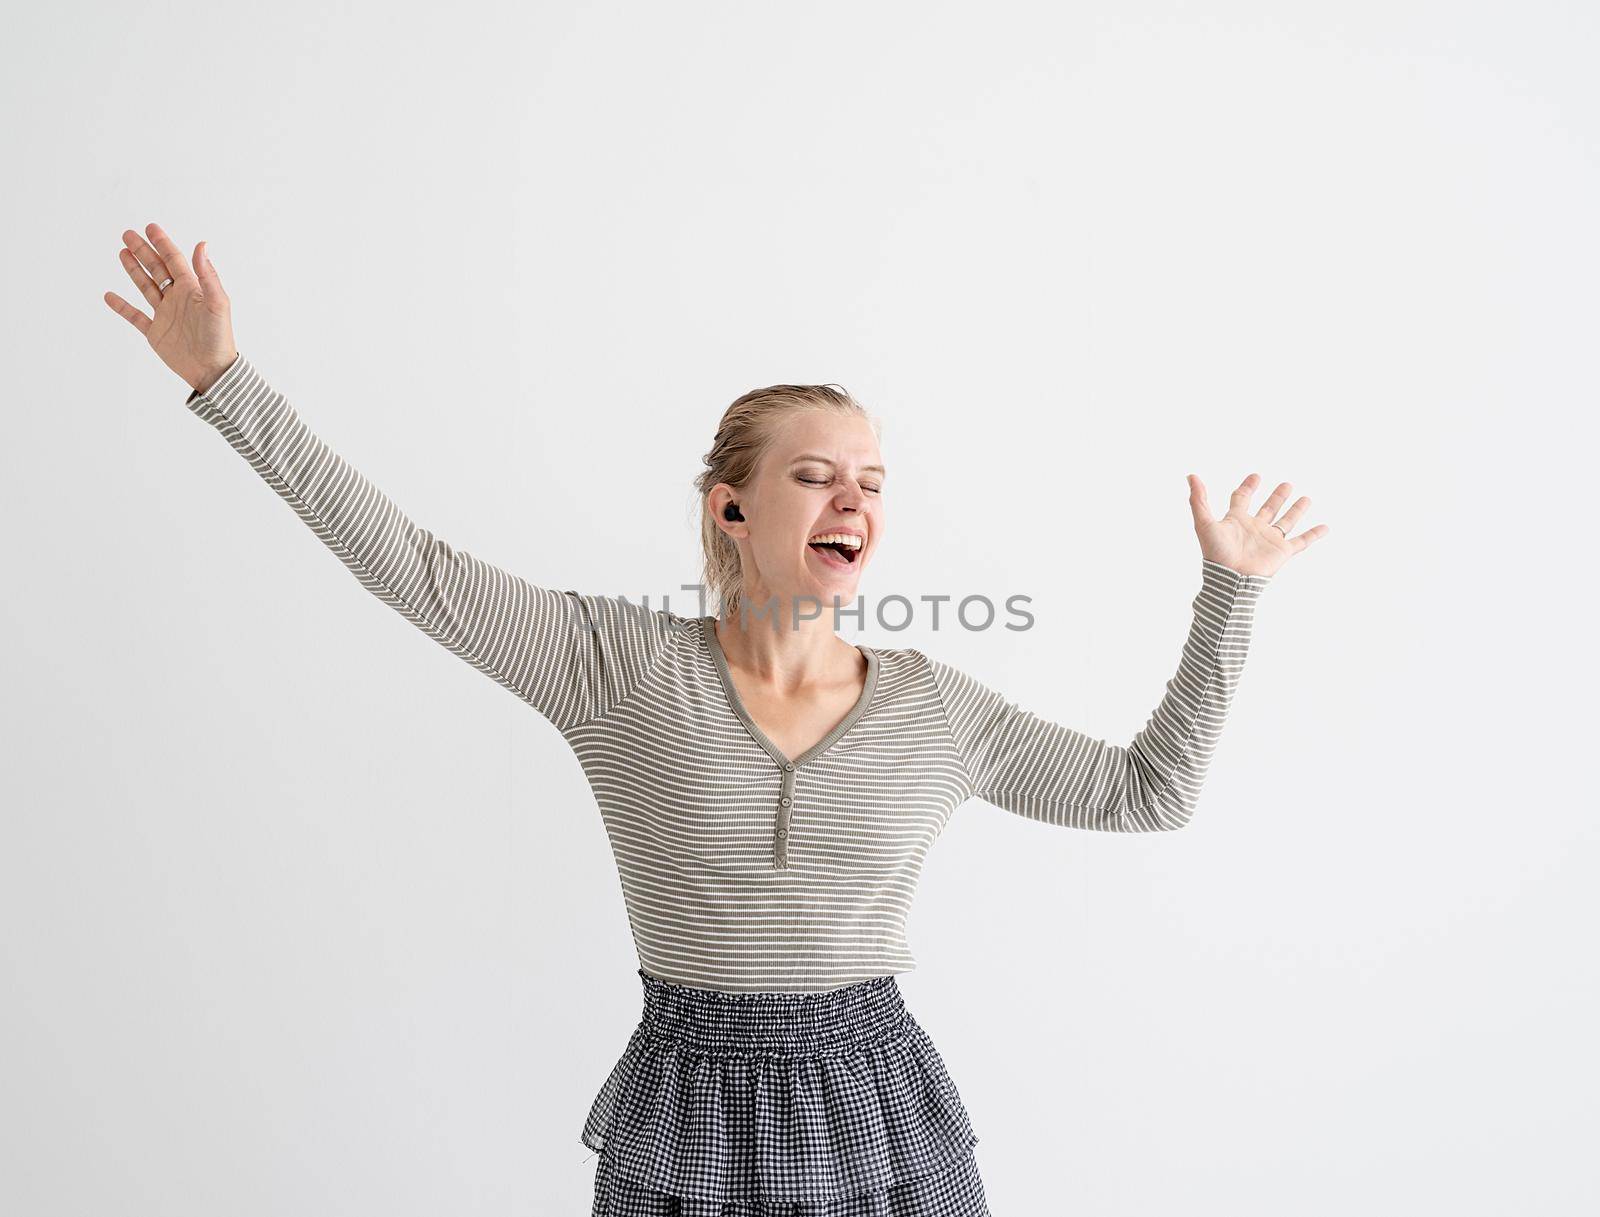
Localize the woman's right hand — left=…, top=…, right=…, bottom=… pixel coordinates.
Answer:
left=104, top=221, right=238, bottom=396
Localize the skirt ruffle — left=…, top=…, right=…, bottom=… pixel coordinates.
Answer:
left=590, top=1138, right=989, bottom=1215
left=580, top=970, right=985, bottom=1214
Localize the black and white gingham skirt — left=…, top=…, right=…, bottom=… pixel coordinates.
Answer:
left=580, top=968, right=990, bottom=1215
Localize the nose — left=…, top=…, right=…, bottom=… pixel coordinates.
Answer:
left=834, top=481, right=870, bottom=511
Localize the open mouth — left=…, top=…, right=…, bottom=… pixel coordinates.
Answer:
left=807, top=538, right=861, bottom=566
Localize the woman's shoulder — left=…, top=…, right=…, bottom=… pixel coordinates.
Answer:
left=860, top=640, right=944, bottom=685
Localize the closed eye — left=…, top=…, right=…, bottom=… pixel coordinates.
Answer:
left=799, top=475, right=881, bottom=494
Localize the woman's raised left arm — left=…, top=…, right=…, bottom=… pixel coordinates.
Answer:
left=918, top=472, right=1325, bottom=831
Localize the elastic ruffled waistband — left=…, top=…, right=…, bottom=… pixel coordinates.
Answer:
left=635, top=967, right=909, bottom=1056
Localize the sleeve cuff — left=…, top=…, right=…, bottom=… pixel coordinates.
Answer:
left=184, top=351, right=249, bottom=409
left=1200, top=556, right=1272, bottom=600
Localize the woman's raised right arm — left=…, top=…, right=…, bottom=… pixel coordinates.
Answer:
left=105, top=222, right=677, bottom=733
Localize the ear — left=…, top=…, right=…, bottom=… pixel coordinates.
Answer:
left=709, top=485, right=745, bottom=538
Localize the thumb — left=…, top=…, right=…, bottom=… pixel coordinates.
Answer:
left=193, top=240, right=222, bottom=295
left=1186, top=473, right=1212, bottom=529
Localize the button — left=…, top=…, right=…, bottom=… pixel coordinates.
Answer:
left=779, top=796, right=791, bottom=806
left=784, top=762, right=795, bottom=771
left=776, top=827, right=787, bottom=838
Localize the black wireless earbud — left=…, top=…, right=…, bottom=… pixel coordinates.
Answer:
left=723, top=503, right=744, bottom=522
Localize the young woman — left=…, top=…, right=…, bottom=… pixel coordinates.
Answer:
left=106, top=222, right=1327, bottom=1215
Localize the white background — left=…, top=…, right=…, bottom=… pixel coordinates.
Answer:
left=3, top=1, right=1595, bottom=1213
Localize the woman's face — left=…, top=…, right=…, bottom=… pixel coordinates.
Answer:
left=715, top=409, right=885, bottom=616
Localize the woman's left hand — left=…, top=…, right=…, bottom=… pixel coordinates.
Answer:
left=1187, top=473, right=1328, bottom=578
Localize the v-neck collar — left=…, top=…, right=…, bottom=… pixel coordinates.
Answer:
left=702, top=616, right=880, bottom=769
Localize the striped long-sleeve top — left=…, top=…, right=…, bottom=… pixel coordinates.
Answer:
left=183, top=354, right=1272, bottom=993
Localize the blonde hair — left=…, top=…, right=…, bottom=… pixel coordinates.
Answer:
left=694, top=383, right=881, bottom=621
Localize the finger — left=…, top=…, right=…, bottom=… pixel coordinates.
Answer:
left=1227, top=472, right=1260, bottom=515
left=103, top=290, right=152, bottom=336
left=1254, top=480, right=1292, bottom=523
left=192, top=239, right=222, bottom=296
left=143, top=222, right=195, bottom=288
left=1272, top=494, right=1312, bottom=536
left=1186, top=474, right=1214, bottom=528
left=119, top=247, right=165, bottom=309
left=122, top=228, right=169, bottom=284
left=1287, top=523, right=1330, bottom=553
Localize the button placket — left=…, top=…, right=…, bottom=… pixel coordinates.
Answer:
left=775, top=764, right=798, bottom=868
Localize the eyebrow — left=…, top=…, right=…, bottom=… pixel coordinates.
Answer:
left=789, top=454, right=888, bottom=476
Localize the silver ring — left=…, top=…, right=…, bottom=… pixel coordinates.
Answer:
left=1270, top=523, right=1288, bottom=537
left=157, top=276, right=174, bottom=292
